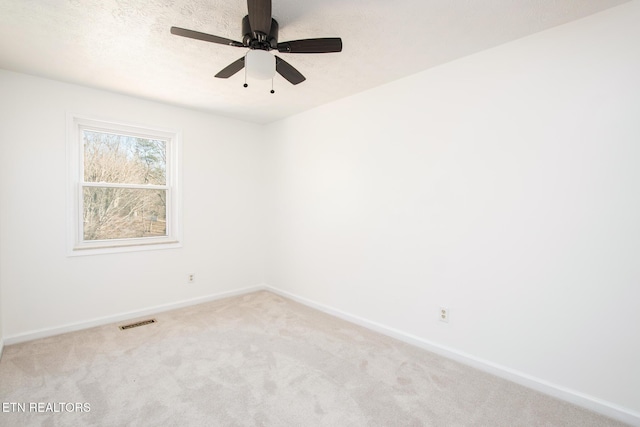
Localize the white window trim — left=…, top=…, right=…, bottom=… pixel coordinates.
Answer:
left=66, top=113, right=182, bottom=256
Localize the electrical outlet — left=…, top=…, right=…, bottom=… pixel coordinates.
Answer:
left=187, top=273, right=195, bottom=283
left=439, top=307, right=449, bottom=323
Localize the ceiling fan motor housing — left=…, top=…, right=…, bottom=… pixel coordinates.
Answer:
left=242, top=15, right=279, bottom=50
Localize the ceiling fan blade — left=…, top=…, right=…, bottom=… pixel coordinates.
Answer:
left=247, top=0, right=272, bottom=35
left=277, top=38, right=342, bottom=54
left=215, top=57, right=246, bottom=78
left=275, top=56, right=305, bottom=85
left=170, top=27, right=244, bottom=47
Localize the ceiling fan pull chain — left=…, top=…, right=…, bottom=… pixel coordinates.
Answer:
left=271, top=78, right=275, bottom=94
left=243, top=63, right=248, bottom=88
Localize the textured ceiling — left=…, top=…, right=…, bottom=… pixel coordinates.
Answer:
left=0, top=0, right=630, bottom=124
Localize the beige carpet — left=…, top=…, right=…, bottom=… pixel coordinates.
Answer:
left=0, top=291, right=628, bottom=426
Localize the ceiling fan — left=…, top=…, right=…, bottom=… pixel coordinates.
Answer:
left=170, top=0, right=343, bottom=89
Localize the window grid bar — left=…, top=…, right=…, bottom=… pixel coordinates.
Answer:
left=81, top=182, right=169, bottom=190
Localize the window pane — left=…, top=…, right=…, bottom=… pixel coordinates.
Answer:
left=83, top=187, right=167, bottom=241
left=83, top=130, right=166, bottom=185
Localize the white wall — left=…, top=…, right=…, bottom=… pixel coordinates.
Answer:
left=265, top=1, right=640, bottom=418
left=0, top=70, right=266, bottom=340
left=0, top=232, right=3, bottom=357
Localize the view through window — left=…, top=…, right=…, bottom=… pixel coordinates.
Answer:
left=82, top=130, right=167, bottom=240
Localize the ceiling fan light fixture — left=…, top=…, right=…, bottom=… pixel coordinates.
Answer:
left=245, top=50, right=275, bottom=80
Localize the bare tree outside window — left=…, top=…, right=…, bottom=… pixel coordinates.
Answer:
left=82, top=130, right=168, bottom=241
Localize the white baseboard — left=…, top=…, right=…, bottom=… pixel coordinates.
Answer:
left=264, top=285, right=640, bottom=427
left=3, top=284, right=266, bottom=345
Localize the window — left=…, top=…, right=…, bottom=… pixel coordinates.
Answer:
left=67, top=115, right=182, bottom=255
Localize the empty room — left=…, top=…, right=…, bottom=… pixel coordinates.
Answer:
left=0, top=0, right=638, bottom=425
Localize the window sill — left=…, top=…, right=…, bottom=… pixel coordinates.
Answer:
left=68, top=240, right=182, bottom=257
